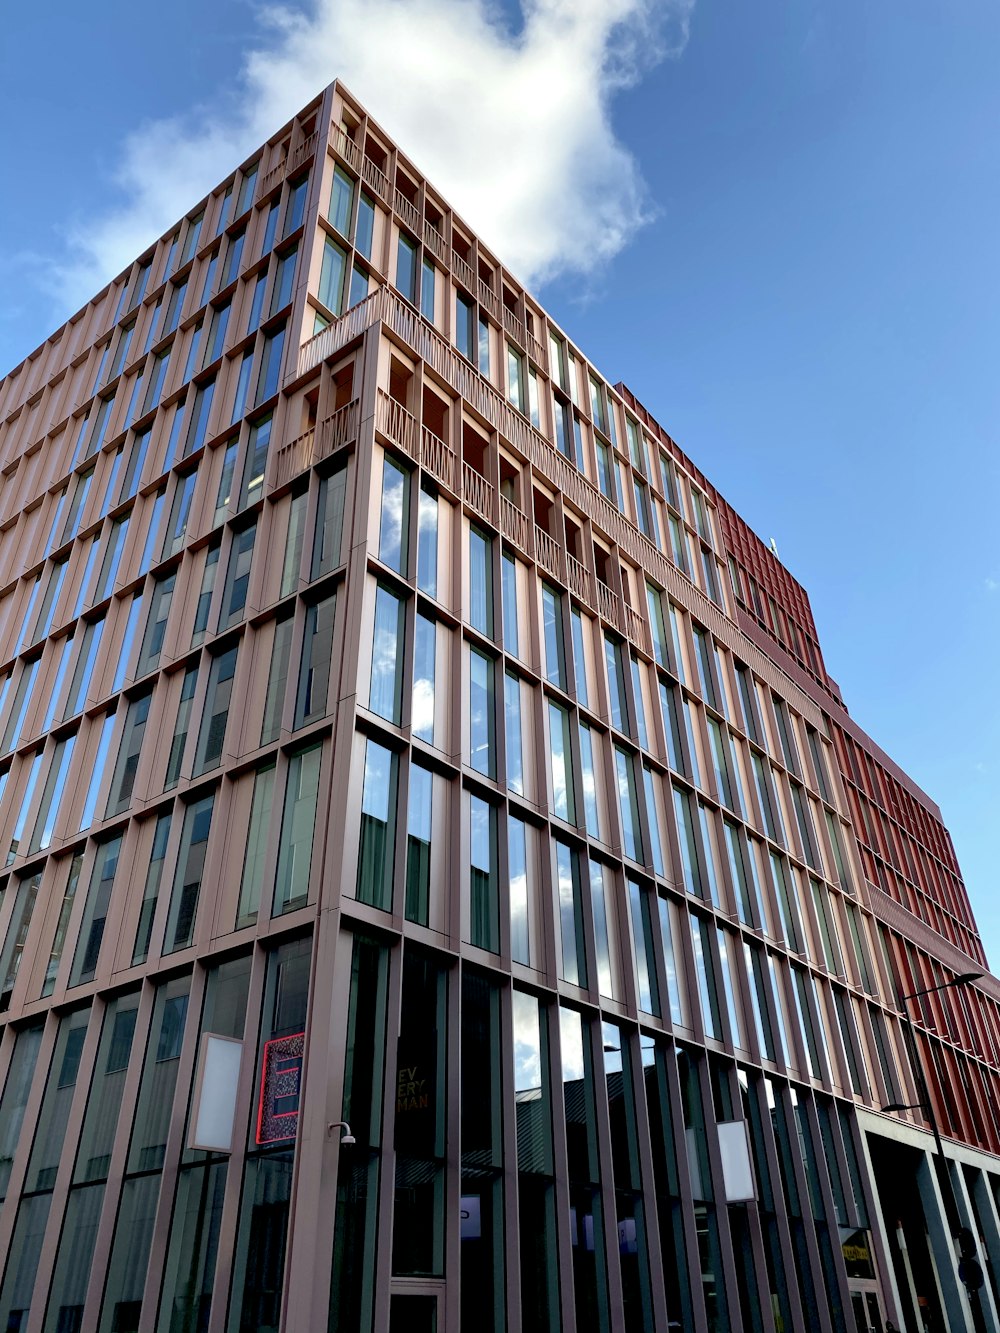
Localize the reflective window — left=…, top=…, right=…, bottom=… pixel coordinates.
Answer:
left=330, top=166, right=354, bottom=235
left=672, top=784, right=702, bottom=896
left=205, top=299, right=231, bottom=365
left=231, top=349, right=254, bottom=423
left=63, top=621, right=102, bottom=725
left=502, top=553, right=519, bottom=656
left=73, top=991, right=140, bottom=1183
left=416, top=483, right=438, bottom=596
left=570, top=606, right=589, bottom=706
left=420, top=257, right=435, bottom=322
left=469, top=795, right=498, bottom=952
left=470, top=649, right=496, bottom=777
left=192, top=537, right=221, bottom=645
left=396, top=232, right=417, bottom=303
left=162, top=467, right=199, bottom=560
left=358, top=738, right=396, bottom=910
left=629, top=878, right=659, bottom=1014
left=456, top=293, right=475, bottom=360
left=219, top=521, right=256, bottom=628
left=222, top=226, right=246, bottom=287
left=261, top=611, right=293, bottom=746
left=137, top=490, right=166, bottom=575
left=7, top=750, right=44, bottom=864
left=630, top=654, right=649, bottom=748
left=0, top=872, right=41, bottom=1008
left=70, top=836, right=123, bottom=986
left=261, top=200, right=280, bottom=257
left=313, top=460, right=348, bottom=578
left=94, top=512, right=130, bottom=602
left=214, top=438, right=239, bottom=524
left=379, top=454, right=408, bottom=573
left=355, top=192, right=376, bottom=258
left=505, top=671, right=523, bottom=795
left=254, top=322, right=285, bottom=406
left=589, top=860, right=616, bottom=998
left=656, top=897, right=684, bottom=1024
left=165, top=665, right=199, bottom=788
left=138, top=572, right=176, bottom=676
left=106, top=689, right=152, bottom=816
left=642, top=765, right=665, bottom=875
left=579, top=722, right=601, bottom=837
left=469, top=526, right=492, bottom=635
left=273, top=742, right=322, bottom=915
left=284, top=175, right=308, bottom=235
left=270, top=242, right=298, bottom=315
left=691, top=915, right=721, bottom=1039
left=183, top=377, right=215, bottom=457
left=119, top=428, right=152, bottom=503
left=4, top=657, right=39, bottom=749
left=405, top=762, right=433, bottom=925
left=615, top=747, right=643, bottom=862
left=133, top=813, right=172, bottom=965
left=369, top=585, right=404, bottom=723
left=41, top=635, right=74, bottom=733
left=509, top=815, right=530, bottom=964
left=549, top=701, right=575, bottom=823
left=164, top=794, right=215, bottom=952
left=0, top=1024, right=44, bottom=1199
left=79, top=711, right=117, bottom=830
left=296, top=593, right=336, bottom=727
left=478, top=315, right=491, bottom=377
left=542, top=584, right=565, bottom=689
left=193, top=645, right=239, bottom=774
left=61, top=466, right=95, bottom=544
left=555, top=841, right=585, bottom=986
left=319, top=236, right=347, bottom=315
left=412, top=612, right=436, bottom=744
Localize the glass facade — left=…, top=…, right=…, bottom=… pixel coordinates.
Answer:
left=0, top=81, right=994, bottom=1333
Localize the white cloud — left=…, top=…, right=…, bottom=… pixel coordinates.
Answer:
left=985, top=576, right=999, bottom=594
left=44, top=0, right=693, bottom=313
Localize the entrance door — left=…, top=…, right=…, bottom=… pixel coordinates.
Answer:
left=850, top=1281, right=885, bottom=1333
left=388, top=1282, right=444, bottom=1333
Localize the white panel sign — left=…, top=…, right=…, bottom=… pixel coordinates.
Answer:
left=718, top=1120, right=756, bottom=1202
left=460, top=1195, right=481, bottom=1239
left=190, top=1033, right=243, bottom=1153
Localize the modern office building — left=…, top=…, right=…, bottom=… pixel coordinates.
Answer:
left=0, top=77, right=999, bottom=1333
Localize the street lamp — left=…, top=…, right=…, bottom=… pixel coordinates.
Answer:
left=882, top=972, right=984, bottom=1328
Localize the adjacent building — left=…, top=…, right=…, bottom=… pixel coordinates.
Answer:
left=0, top=78, right=998, bottom=1333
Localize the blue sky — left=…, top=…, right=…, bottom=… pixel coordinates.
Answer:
left=2, top=1, right=998, bottom=961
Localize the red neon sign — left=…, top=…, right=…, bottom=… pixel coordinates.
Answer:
left=255, top=1032, right=305, bottom=1144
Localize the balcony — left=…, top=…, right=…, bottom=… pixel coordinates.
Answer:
left=331, top=124, right=362, bottom=172
left=566, top=553, right=593, bottom=607
left=502, top=306, right=526, bottom=350
left=271, top=398, right=360, bottom=488
left=452, top=249, right=475, bottom=294
left=534, top=526, right=562, bottom=581
left=296, top=286, right=724, bottom=656
left=478, top=280, right=501, bottom=323
left=376, top=390, right=457, bottom=494
left=362, top=155, right=391, bottom=205
left=375, top=389, right=418, bottom=460
left=424, top=222, right=447, bottom=263
left=597, top=580, right=621, bottom=631
left=394, top=189, right=421, bottom=237
left=500, top=496, right=529, bottom=551
left=421, top=425, right=456, bottom=492
left=260, top=129, right=320, bottom=197
left=526, top=328, right=547, bottom=371
left=463, top=462, right=496, bottom=526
